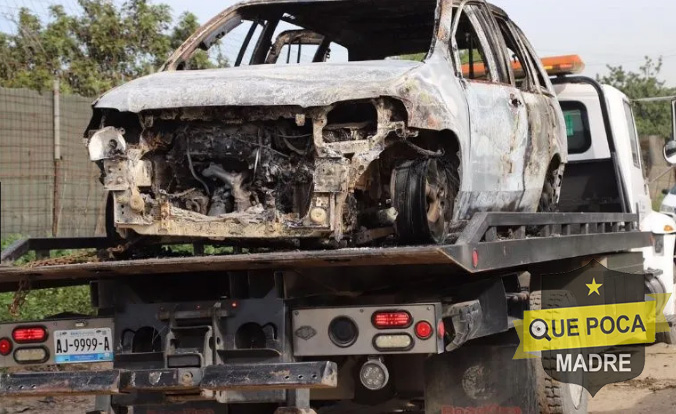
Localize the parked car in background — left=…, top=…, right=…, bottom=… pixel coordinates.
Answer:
left=661, top=185, right=676, bottom=218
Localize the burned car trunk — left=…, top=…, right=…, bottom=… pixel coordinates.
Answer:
left=86, top=0, right=566, bottom=246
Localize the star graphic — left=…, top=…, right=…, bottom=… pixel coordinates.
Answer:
left=586, top=278, right=602, bottom=296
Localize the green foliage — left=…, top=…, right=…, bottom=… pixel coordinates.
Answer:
left=0, top=0, right=223, bottom=96
left=0, top=286, right=93, bottom=323
left=598, top=57, right=676, bottom=139
left=1, top=236, right=93, bottom=323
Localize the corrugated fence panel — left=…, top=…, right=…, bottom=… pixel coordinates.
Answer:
left=0, top=87, right=104, bottom=238
left=0, top=88, right=55, bottom=237
left=55, top=94, right=105, bottom=237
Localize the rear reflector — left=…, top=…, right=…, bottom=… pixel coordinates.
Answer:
left=415, top=321, right=433, bottom=340
left=12, top=326, right=47, bottom=343
left=0, top=338, right=12, bottom=356
left=372, top=311, right=412, bottom=329
left=373, top=334, right=413, bottom=351
left=14, top=347, right=48, bottom=364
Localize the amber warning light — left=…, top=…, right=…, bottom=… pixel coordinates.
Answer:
left=462, top=55, right=585, bottom=78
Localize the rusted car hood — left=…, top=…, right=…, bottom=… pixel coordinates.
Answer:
left=94, top=60, right=423, bottom=113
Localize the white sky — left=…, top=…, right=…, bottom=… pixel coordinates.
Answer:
left=160, top=0, right=676, bottom=86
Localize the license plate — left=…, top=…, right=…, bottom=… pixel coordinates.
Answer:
left=54, top=328, right=114, bottom=364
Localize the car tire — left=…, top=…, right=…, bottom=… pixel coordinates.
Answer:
left=539, top=163, right=562, bottom=213
left=392, top=158, right=457, bottom=244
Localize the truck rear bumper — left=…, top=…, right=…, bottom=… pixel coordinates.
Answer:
left=0, top=361, right=337, bottom=397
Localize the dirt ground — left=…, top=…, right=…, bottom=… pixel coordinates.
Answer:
left=588, top=343, right=676, bottom=414
left=1, top=344, right=675, bottom=414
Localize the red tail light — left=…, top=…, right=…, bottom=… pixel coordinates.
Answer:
left=415, top=321, right=433, bottom=340
left=372, top=311, right=412, bottom=329
left=12, top=327, right=47, bottom=343
left=0, top=338, right=12, bottom=356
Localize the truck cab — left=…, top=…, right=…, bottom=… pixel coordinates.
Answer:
left=550, top=56, right=676, bottom=331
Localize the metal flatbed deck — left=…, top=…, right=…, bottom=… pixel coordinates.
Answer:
left=0, top=213, right=651, bottom=292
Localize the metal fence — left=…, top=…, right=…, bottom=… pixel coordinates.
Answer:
left=0, top=85, right=105, bottom=238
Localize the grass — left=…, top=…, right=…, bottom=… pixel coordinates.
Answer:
left=1, top=235, right=94, bottom=323
left=654, top=192, right=666, bottom=211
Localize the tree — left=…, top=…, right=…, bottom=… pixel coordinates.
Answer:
left=598, top=57, right=676, bottom=139
left=0, top=0, right=224, bottom=97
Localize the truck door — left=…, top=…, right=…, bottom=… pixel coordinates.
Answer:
left=451, top=5, right=529, bottom=215
left=621, top=99, right=652, bottom=215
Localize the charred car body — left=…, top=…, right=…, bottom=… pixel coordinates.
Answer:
left=86, top=0, right=567, bottom=245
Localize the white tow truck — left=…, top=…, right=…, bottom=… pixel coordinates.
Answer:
left=550, top=56, right=676, bottom=340
left=1, top=56, right=676, bottom=414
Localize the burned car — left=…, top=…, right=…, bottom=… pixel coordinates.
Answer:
left=86, top=0, right=567, bottom=245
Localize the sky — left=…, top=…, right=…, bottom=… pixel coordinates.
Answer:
left=1, top=0, right=675, bottom=86
left=156, top=0, right=676, bottom=86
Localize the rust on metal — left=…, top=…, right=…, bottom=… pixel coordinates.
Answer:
left=0, top=370, right=121, bottom=398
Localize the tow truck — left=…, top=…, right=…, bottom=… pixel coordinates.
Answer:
left=1, top=56, right=675, bottom=414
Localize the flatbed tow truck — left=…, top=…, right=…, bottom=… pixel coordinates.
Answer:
left=1, top=59, right=675, bottom=414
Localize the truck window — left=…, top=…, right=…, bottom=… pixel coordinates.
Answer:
left=560, top=101, right=592, bottom=154
left=623, top=101, right=642, bottom=168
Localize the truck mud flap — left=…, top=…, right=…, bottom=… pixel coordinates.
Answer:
left=0, top=361, right=337, bottom=397
left=424, top=331, right=538, bottom=414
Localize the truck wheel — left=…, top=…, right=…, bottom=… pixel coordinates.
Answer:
left=530, top=291, right=588, bottom=414
left=645, top=270, right=676, bottom=344
left=392, top=158, right=457, bottom=244
left=656, top=324, right=676, bottom=344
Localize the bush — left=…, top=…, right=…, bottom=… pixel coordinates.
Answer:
left=1, top=236, right=94, bottom=322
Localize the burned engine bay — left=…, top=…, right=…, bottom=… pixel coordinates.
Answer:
left=88, top=98, right=434, bottom=244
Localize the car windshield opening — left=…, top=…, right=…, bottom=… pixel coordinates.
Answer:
left=174, top=0, right=438, bottom=69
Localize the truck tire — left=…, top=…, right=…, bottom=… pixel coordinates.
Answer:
left=392, top=158, right=457, bottom=244
left=656, top=324, right=676, bottom=344
left=530, top=291, right=588, bottom=414
left=646, top=268, right=676, bottom=344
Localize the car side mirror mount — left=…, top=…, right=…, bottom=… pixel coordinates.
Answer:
left=664, top=101, right=676, bottom=166
left=673, top=99, right=676, bottom=142
left=666, top=100, right=676, bottom=165
left=663, top=141, right=676, bottom=166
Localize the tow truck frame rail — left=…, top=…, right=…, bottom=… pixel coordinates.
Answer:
left=0, top=212, right=648, bottom=292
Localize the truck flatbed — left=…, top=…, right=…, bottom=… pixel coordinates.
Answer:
left=0, top=212, right=650, bottom=292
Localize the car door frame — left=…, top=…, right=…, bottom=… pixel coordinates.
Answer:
left=502, top=19, right=568, bottom=200
left=449, top=1, right=532, bottom=217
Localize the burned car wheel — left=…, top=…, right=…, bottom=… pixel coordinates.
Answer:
left=538, top=163, right=562, bottom=213
left=392, top=158, right=457, bottom=244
